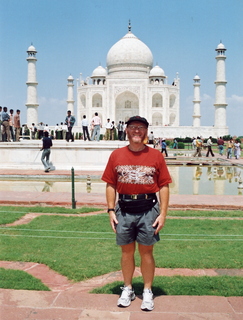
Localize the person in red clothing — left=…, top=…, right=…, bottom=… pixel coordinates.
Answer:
left=217, top=136, right=225, bottom=156
left=102, top=115, right=172, bottom=311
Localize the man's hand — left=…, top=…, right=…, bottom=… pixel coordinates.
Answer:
left=152, top=214, right=166, bottom=235
left=109, top=211, right=118, bottom=233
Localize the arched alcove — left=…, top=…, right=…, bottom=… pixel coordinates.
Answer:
left=169, top=94, right=176, bottom=108
left=92, top=93, right=102, bottom=108
left=169, top=113, right=176, bottom=125
left=80, top=94, right=86, bottom=108
left=152, top=112, right=163, bottom=126
left=152, top=93, right=163, bottom=108
left=115, top=91, right=139, bottom=123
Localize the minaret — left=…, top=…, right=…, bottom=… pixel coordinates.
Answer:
left=67, top=75, right=75, bottom=114
left=214, top=42, right=227, bottom=128
left=26, top=44, right=39, bottom=127
left=192, top=74, right=201, bottom=127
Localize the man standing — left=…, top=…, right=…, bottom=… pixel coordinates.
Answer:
left=2, top=107, right=10, bottom=142
left=31, top=123, right=37, bottom=140
left=61, top=122, right=67, bottom=140
left=91, top=112, right=102, bottom=141
left=117, top=121, right=123, bottom=141
left=148, top=131, right=154, bottom=145
left=65, top=110, right=76, bottom=142
left=40, top=131, right=52, bottom=172
left=102, top=115, right=171, bottom=311
left=14, top=110, right=21, bottom=142
left=9, top=109, right=15, bottom=141
left=81, top=115, right=91, bottom=141
left=38, top=122, right=44, bottom=139
left=217, top=137, right=225, bottom=156
left=110, top=121, right=115, bottom=140
left=105, top=118, right=113, bottom=140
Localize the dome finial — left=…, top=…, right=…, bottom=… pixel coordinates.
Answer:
left=128, top=19, right=131, bottom=32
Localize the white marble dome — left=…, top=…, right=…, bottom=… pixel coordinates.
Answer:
left=149, top=65, right=165, bottom=77
left=106, top=31, right=153, bottom=74
left=91, top=65, right=107, bottom=77
left=216, top=42, right=226, bottom=50
left=27, top=44, right=37, bottom=52
left=194, top=74, right=200, bottom=80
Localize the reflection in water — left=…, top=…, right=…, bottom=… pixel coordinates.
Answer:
left=168, top=166, right=243, bottom=196
left=42, top=181, right=53, bottom=192
left=0, top=166, right=242, bottom=196
left=86, top=175, right=92, bottom=193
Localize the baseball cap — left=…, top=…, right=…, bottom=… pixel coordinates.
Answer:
left=126, top=116, right=149, bottom=128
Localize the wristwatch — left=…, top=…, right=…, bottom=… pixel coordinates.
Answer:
left=107, top=208, right=115, bottom=213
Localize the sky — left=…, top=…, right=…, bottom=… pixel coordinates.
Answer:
left=0, top=0, right=242, bottom=136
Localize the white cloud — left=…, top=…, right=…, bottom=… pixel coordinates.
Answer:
left=227, top=94, right=243, bottom=104
left=202, top=93, right=212, bottom=101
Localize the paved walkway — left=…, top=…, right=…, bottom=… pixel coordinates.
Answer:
left=0, top=165, right=243, bottom=319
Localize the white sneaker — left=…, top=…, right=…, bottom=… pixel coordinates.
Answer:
left=117, top=286, right=136, bottom=307
left=141, top=288, right=154, bottom=311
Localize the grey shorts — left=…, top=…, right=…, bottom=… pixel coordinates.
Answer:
left=115, top=202, right=160, bottom=246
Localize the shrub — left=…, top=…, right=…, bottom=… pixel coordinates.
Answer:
left=223, top=135, right=231, bottom=141
left=184, top=137, right=193, bottom=143
left=178, top=142, right=185, bottom=149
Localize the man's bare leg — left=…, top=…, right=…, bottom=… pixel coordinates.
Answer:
left=138, top=243, right=155, bottom=289
left=121, top=242, right=136, bottom=288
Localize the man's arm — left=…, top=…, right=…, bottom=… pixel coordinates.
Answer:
left=106, top=183, right=118, bottom=233
left=152, top=184, right=169, bottom=234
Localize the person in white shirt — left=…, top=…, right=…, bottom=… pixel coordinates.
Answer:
left=105, top=118, right=113, bottom=140
left=31, top=123, right=37, bottom=140
left=91, top=112, right=102, bottom=141
left=38, top=122, right=44, bottom=139
left=62, top=122, right=67, bottom=140
left=206, top=136, right=215, bottom=157
left=44, top=124, right=50, bottom=134
left=81, top=115, right=91, bottom=141
left=54, top=124, right=59, bottom=139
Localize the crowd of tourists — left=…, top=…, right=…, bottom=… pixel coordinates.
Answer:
left=0, top=106, right=21, bottom=142
left=191, top=136, right=241, bottom=159
left=0, top=107, right=241, bottom=160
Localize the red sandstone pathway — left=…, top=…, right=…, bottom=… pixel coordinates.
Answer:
left=1, top=167, right=243, bottom=319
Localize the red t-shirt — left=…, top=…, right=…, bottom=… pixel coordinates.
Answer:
left=102, top=145, right=172, bottom=194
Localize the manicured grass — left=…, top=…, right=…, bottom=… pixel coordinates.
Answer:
left=0, top=268, right=50, bottom=291
left=0, top=206, right=104, bottom=224
left=1, top=215, right=242, bottom=282
left=0, top=207, right=242, bottom=226
left=168, top=210, right=243, bottom=218
left=92, top=275, right=243, bottom=297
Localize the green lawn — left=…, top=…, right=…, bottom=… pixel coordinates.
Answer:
left=1, top=214, right=242, bottom=280
left=0, top=206, right=242, bottom=225
left=92, top=276, right=243, bottom=297
left=0, top=206, right=104, bottom=224
left=0, top=268, right=50, bottom=291
left=0, top=207, right=242, bottom=294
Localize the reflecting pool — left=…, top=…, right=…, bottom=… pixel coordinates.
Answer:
left=168, top=165, right=243, bottom=195
left=0, top=165, right=242, bottom=196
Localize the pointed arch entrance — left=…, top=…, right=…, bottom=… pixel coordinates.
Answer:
left=115, top=91, right=139, bottom=123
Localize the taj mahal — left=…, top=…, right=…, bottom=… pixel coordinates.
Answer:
left=26, top=22, right=229, bottom=138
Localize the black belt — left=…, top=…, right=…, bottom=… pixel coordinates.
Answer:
left=119, top=193, right=156, bottom=200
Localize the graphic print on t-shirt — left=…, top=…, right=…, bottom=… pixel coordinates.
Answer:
left=116, top=165, right=156, bottom=185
